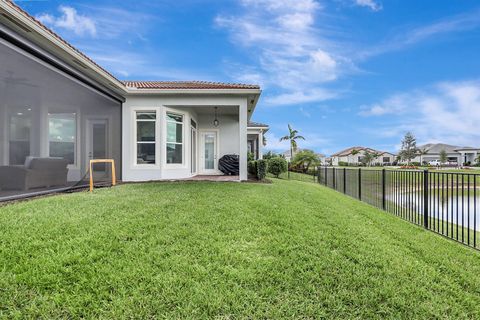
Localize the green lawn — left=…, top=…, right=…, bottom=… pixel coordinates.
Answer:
left=1, top=180, right=480, bottom=318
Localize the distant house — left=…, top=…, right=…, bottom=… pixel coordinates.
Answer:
left=330, top=147, right=396, bottom=166
left=283, top=149, right=326, bottom=164
left=412, top=143, right=480, bottom=165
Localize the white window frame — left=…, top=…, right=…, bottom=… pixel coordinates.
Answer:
left=164, top=108, right=186, bottom=168
left=134, top=109, right=159, bottom=168
left=47, top=112, right=79, bottom=168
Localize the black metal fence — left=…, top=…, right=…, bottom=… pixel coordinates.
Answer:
left=318, top=167, right=480, bottom=250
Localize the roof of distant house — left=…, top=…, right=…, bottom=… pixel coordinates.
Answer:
left=330, top=146, right=395, bottom=157
left=418, top=143, right=474, bottom=154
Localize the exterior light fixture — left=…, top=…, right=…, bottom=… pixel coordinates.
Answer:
left=213, top=107, right=219, bottom=127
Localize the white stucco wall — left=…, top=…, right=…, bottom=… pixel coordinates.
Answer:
left=122, top=94, right=248, bottom=181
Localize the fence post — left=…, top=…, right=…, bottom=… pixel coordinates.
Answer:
left=325, top=166, right=328, bottom=186
left=333, top=167, right=336, bottom=190
left=382, top=168, right=386, bottom=210
left=423, top=170, right=429, bottom=229
left=358, top=168, right=362, bottom=200
left=343, top=168, right=347, bottom=194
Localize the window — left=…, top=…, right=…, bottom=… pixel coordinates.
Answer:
left=166, top=112, right=183, bottom=164
left=136, top=111, right=156, bottom=164
left=383, top=157, right=390, bottom=163
left=9, top=113, right=31, bottom=165
left=48, top=113, right=76, bottom=164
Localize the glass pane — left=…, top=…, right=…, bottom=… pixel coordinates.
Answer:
left=92, top=123, right=107, bottom=172
left=9, top=115, right=31, bottom=165
left=191, top=129, right=196, bottom=173
left=166, top=113, right=183, bottom=122
left=205, top=134, right=215, bottom=170
left=137, top=143, right=155, bottom=164
left=136, top=112, right=156, bottom=120
left=167, top=143, right=182, bottom=164
left=137, top=121, right=155, bottom=142
left=167, top=122, right=182, bottom=143
left=49, top=113, right=76, bottom=164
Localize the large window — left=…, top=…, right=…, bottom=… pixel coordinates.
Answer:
left=48, top=113, right=76, bottom=164
left=166, top=112, right=183, bottom=164
left=9, top=113, right=31, bottom=165
left=136, top=111, right=156, bottom=165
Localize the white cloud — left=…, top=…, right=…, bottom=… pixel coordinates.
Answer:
left=362, top=80, right=480, bottom=147
left=216, top=0, right=353, bottom=106
left=354, top=0, right=382, bottom=12
left=264, top=88, right=337, bottom=105
left=37, top=6, right=96, bottom=37
left=359, top=9, right=480, bottom=59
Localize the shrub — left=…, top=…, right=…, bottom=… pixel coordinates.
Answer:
left=248, top=160, right=257, bottom=176
left=338, top=161, right=349, bottom=167
left=268, top=157, right=287, bottom=178
left=257, top=159, right=267, bottom=180
left=247, top=152, right=254, bottom=162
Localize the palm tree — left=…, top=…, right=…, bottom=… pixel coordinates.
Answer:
left=292, top=149, right=320, bottom=173
left=350, top=149, right=360, bottom=164
left=280, top=124, right=305, bottom=161
left=418, top=148, right=429, bottom=166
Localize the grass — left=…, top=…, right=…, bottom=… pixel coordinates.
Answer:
left=268, top=170, right=317, bottom=183
left=1, top=180, right=480, bottom=318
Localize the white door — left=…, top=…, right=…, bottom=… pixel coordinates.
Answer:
left=200, top=131, right=218, bottom=174
left=86, top=119, right=109, bottom=179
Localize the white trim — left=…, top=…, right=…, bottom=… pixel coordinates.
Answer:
left=132, top=107, right=160, bottom=169
left=163, top=107, right=187, bottom=169
left=199, top=128, right=221, bottom=175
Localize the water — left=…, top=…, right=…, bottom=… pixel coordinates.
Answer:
left=389, top=189, right=480, bottom=231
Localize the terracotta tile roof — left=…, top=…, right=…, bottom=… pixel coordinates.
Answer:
left=3, top=0, right=122, bottom=84
left=123, top=81, right=260, bottom=90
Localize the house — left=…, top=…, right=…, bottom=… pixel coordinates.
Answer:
left=330, top=147, right=396, bottom=166
left=247, top=121, right=269, bottom=160
left=411, top=143, right=480, bottom=165
left=282, top=149, right=326, bottom=164
left=0, top=0, right=268, bottom=201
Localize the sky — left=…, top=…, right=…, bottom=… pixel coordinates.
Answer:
left=14, top=0, right=480, bottom=156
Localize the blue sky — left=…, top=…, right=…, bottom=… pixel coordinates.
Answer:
left=15, top=0, right=480, bottom=155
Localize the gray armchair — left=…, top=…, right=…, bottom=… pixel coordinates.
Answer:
left=0, top=157, right=69, bottom=191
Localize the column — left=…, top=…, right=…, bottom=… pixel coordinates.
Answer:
left=239, top=100, right=248, bottom=181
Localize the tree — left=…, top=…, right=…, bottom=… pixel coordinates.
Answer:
left=263, top=151, right=278, bottom=160
left=418, top=147, right=429, bottom=165
left=279, top=124, right=305, bottom=161
left=439, top=149, right=448, bottom=165
left=292, top=149, right=320, bottom=173
left=398, top=132, right=419, bottom=165
left=351, top=149, right=360, bottom=164
left=267, top=157, right=288, bottom=178
left=476, top=154, right=480, bottom=165
left=360, top=150, right=375, bottom=166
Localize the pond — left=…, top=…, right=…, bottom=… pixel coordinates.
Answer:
left=388, top=188, right=480, bottom=231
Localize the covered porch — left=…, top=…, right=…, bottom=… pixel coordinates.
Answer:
left=0, top=27, right=122, bottom=202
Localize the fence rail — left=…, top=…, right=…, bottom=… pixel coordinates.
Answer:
left=318, top=167, right=480, bottom=250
